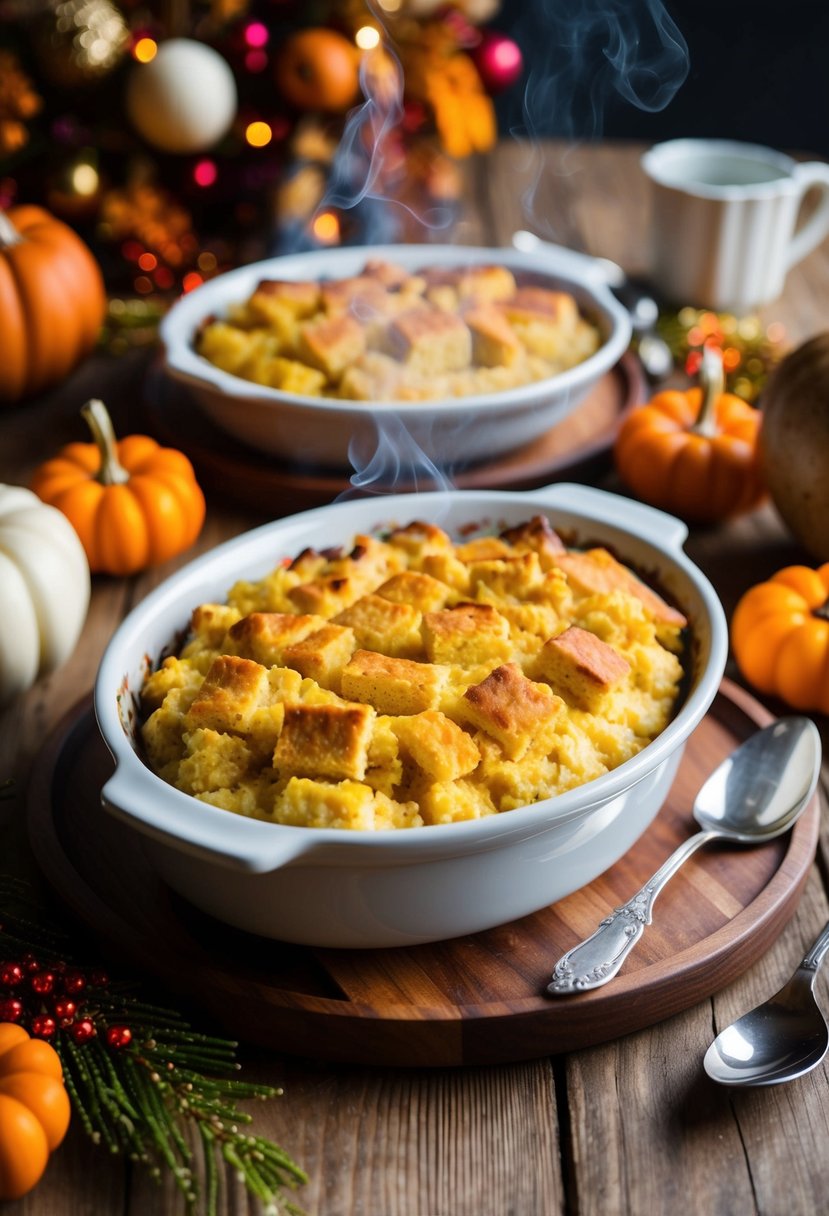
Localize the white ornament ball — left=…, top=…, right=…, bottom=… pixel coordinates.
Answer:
left=125, top=38, right=238, bottom=154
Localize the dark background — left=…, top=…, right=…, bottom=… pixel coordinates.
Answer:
left=494, top=1, right=829, bottom=158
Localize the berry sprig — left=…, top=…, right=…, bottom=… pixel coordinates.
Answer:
left=0, top=877, right=307, bottom=1215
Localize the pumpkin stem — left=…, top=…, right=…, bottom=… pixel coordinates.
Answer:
left=0, top=210, right=21, bottom=248
left=691, top=345, right=725, bottom=439
left=81, top=399, right=131, bottom=487
left=814, top=599, right=829, bottom=622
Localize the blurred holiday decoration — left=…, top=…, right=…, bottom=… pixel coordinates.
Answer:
left=0, top=876, right=307, bottom=1211
left=0, top=0, right=522, bottom=303
left=657, top=306, right=786, bottom=403
left=0, top=50, right=41, bottom=155
left=30, top=398, right=206, bottom=575
left=0, top=204, right=106, bottom=402
left=125, top=37, right=238, bottom=153
left=0, top=484, right=90, bottom=712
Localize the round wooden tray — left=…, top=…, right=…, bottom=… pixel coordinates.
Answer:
left=142, top=354, right=645, bottom=513
left=27, top=680, right=818, bottom=1068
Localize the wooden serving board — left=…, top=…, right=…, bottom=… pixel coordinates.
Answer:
left=142, top=354, right=645, bottom=513
left=27, top=680, right=818, bottom=1068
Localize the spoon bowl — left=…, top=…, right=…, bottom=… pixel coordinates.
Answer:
left=705, top=918, right=829, bottom=1087
left=548, top=717, right=822, bottom=995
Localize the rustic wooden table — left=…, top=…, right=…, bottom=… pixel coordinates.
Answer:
left=2, top=140, right=829, bottom=1215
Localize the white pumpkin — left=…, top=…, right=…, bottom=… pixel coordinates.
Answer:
left=0, top=484, right=90, bottom=709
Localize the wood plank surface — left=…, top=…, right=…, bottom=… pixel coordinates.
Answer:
left=2, top=140, right=829, bottom=1216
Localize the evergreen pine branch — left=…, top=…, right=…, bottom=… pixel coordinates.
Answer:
left=0, top=877, right=308, bottom=1214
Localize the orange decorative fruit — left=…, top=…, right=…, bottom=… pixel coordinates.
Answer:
left=275, top=28, right=361, bottom=112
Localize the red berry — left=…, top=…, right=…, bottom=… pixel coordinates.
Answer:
left=106, top=1024, right=132, bottom=1049
left=70, top=1017, right=96, bottom=1044
left=0, top=998, right=23, bottom=1022
left=53, top=998, right=77, bottom=1026
left=21, top=953, right=40, bottom=974
left=31, top=971, right=55, bottom=996
left=31, top=1014, right=56, bottom=1039
left=0, top=963, right=23, bottom=987
left=62, top=970, right=86, bottom=995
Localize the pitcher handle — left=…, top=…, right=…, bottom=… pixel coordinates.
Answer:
left=788, top=162, right=829, bottom=268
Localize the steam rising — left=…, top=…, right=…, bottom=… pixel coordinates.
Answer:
left=340, top=414, right=453, bottom=501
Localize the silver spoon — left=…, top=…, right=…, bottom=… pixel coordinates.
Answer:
left=547, top=717, right=821, bottom=996
left=511, top=229, right=675, bottom=380
left=704, top=919, right=829, bottom=1087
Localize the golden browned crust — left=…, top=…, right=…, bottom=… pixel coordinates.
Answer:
left=282, top=623, right=355, bottom=690
left=297, top=313, right=367, bottom=380
left=184, top=655, right=268, bottom=734
left=341, top=649, right=450, bottom=714
left=422, top=602, right=511, bottom=665
left=462, top=662, right=563, bottom=759
left=375, top=570, right=451, bottom=612
left=537, top=625, right=630, bottom=710
left=553, top=549, right=688, bottom=628
left=253, top=278, right=320, bottom=317
left=500, top=514, right=566, bottom=566
left=391, top=710, right=480, bottom=781
left=274, top=702, right=375, bottom=781
left=333, top=594, right=422, bottom=657
left=225, top=611, right=321, bottom=665
left=463, top=304, right=522, bottom=367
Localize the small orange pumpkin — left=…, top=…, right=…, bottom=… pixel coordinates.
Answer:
left=0, top=205, right=106, bottom=403
left=30, top=398, right=206, bottom=576
left=731, top=564, right=829, bottom=713
left=614, top=347, right=765, bottom=524
left=0, top=1023, right=71, bottom=1200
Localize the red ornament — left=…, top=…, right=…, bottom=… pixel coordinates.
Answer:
left=70, top=1017, right=96, bottom=1044
left=0, top=998, right=23, bottom=1022
left=471, top=31, right=524, bottom=94
left=106, top=1024, right=132, bottom=1050
left=31, top=971, right=55, bottom=996
left=31, top=1014, right=56, bottom=1039
left=53, top=998, right=77, bottom=1026
left=62, top=970, right=86, bottom=995
left=0, top=963, right=23, bottom=987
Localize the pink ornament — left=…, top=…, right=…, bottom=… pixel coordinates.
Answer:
left=472, top=32, right=523, bottom=94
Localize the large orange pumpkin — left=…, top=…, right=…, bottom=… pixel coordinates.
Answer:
left=0, top=205, right=106, bottom=403
left=30, top=398, right=206, bottom=575
left=0, top=1023, right=71, bottom=1200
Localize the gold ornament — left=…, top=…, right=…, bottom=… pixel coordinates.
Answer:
left=35, top=0, right=128, bottom=87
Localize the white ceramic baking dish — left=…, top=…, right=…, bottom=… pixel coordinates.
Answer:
left=159, top=243, right=632, bottom=469
left=95, top=483, right=727, bottom=948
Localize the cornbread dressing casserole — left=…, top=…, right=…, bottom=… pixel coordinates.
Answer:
left=195, top=260, right=601, bottom=403
left=140, top=516, right=688, bottom=831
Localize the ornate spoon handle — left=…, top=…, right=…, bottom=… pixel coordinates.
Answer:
left=547, top=828, right=718, bottom=995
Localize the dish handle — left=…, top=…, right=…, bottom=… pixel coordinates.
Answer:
left=526, top=482, right=689, bottom=553
left=101, top=767, right=315, bottom=874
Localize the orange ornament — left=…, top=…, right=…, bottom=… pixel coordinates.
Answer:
left=275, top=28, right=361, bottom=112
left=732, top=564, right=829, bottom=713
left=614, top=347, right=765, bottom=524
left=0, top=1023, right=71, bottom=1201
left=0, top=205, right=105, bottom=403
left=30, top=398, right=206, bottom=576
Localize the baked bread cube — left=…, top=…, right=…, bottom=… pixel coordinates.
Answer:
left=418, top=779, right=496, bottom=825
left=188, top=603, right=244, bottom=649
left=287, top=574, right=360, bottom=616
left=505, top=286, right=579, bottom=328
left=375, top=570, right=451, bottom=613
left=197, top=323, right=265, bottom=375
left=554, top=548, right=687, bottom=629
left=333, top=594, right=422, bottom=658
left=363, top=259, right=410, bottom=288
left=391, top=710, right=480, bottom=781
left=466, top=552, right=543, bottom=599
left=252, top=278, right=320, bottom=318
left=341, top=650, right=450, bottom=714
left=297, top=313, right=367, bottom=381
left=274, top=776, right=378, bottom=830
left=225, top=611, right=322, bottom=666
left=260, top=356, right=327, bottom=395
left=500, top=515, right=566, bottom=568
left=454, top=536, right=513, bottom=563
left=422, top=602, right=511, bottom=666
left=462, top=662, right=563, bottom=759
left=320, top=275, right=387, bottom=316
left=464, top=304, right=523, bottom=368
left=274, top=702, right=375, bottom=781
left=184, top=655, right=269, bottom=735
left=177, top=728, right=252, bottom=794
left=387, top=521, right=453, bottom=562
left=281, top=623, right=356, bottom=691
left=385, top=308, right=472, bottom=374
left=421, top=552, right=471, bottom=593
left=536, top=625, right=631, bottom=711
